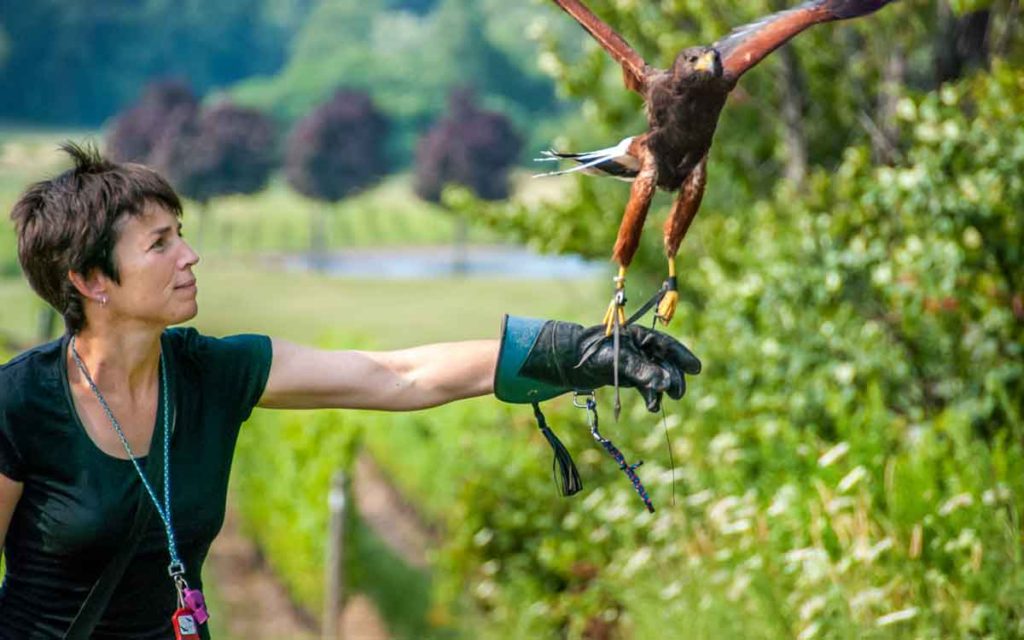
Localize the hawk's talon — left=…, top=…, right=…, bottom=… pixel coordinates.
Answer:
left=604, top=267, right=629, bottom=336
left=656, top=289, right=679, bottom=325
left=656, top=258, right=679, bottom=325
left=603, top=295, right=627, bottom=336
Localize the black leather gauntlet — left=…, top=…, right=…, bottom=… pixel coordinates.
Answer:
left=495, top=315, right=701, bottom=412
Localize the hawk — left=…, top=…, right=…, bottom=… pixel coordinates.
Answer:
left=538, top=0, right=895, bottom=333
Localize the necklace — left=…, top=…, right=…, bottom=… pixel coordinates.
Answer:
left=69, top=335, right=209, bottom=629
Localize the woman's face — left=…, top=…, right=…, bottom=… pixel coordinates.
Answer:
left=101, top=202, right=200, bottom=329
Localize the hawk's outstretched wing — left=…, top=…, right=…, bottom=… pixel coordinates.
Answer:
left=552, top=0, right=649, bottom=94
left=714, top=0, right=893, bottom=83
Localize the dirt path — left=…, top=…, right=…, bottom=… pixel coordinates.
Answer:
left=353, top=454, right=436, bottom=568
left=207, top=451, right=434, bottom=640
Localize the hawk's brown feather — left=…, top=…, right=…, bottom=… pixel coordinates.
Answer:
left=551, top=0, right=649, bottom=94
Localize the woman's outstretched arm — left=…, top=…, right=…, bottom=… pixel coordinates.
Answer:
left=258, top=338, right=498, bottom=411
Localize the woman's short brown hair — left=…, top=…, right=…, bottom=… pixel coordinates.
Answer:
left=9, top=142, right=183, bottom=334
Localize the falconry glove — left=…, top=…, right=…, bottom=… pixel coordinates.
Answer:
left=495, top=315, right=701, bottom=507
left=494, top=315, right=701, bottom=411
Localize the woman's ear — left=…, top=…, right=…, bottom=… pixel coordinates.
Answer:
left=68, top=269, right=109, bottom=307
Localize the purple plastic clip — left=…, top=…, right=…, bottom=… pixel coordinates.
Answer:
left=183, top=588, right=209, bottom=624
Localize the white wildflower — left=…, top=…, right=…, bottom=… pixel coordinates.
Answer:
left=962, top=226, right=982, bottom=249
left=820, top=321, right=835, bottom=337
left=982, top=484, right=1010, bottom=505
left=784, top=548, right=831, bottom=583
left=800, top=595, right=827, bottom=621
left=527, top=600, right=550, bottom=617
left=834, top=363, right=856, bottom=385
left=709, top=431, right=739, bottom=457
left=825, top=271, right=842, bottom=292
left=660, top=581, right=683, bottom=601
left=720, top=519, right=752, bottom=535
left=826, top=496, right=855, bottom=514
left=768, top=484, right=798, bottom=517
left=759, top=419, right=780, bottom=439
left=686, top=489, right=713, bottom=507
left=854, top=538, right=893, bottom=564
left=727, top=572, right=751, bottom=602
left=871, top=263, right=892, bottom=286
left=473, top=528, right=494, bottom=547
left=474, top=579, right=497, bottom=600
left=849, top=587, right=887, bottom=612
left=602, top=501, right=631, bottom=523
left=818, top=442, right=850, bottom=468
left=525, top=18, right=547, bottom=41
left=876, top=607, right=918, bottom=626
left=621, top=547, right=652, bottom=578
left=696, top=394, right=718, bottom=412
left=938, top=492, right=974, bottom=516
left=481, top=559, right=501, bottom=576
left=708, top=496, right=740, bottom=527
left=661, top=414, right=682, bottom=430
left=537, top=52, right=562, bottom=77
left=582, top=487, right=606, bottom=510
left=943, top=528, right=978, bottom=552
left=837, top=466, right=868, bottom=493
left=895, top=97, right=916, bottom=120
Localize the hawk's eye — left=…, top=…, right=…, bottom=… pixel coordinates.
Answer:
left=688, top=57, right=697, bottom=63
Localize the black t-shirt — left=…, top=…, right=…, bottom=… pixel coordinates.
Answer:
left=0, top=327, right=272, bottom=639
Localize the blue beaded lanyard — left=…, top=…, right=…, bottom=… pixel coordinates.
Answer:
left=70, top=337, right=188, bottom=587
left=574, top=392, right=655, bottom=513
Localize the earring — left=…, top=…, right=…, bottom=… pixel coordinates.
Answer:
left=100, top=296, right=108, bottom=307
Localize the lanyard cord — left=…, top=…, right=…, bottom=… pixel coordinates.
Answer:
left=70, top=336, right=184, bottom=578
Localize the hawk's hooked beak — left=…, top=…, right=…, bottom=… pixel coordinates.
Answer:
left=694, top=50, right=718, bottom=75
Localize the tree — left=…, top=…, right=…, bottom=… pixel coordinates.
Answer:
left=285, top=88, right=390, bottom=268
left=414, top=88, right=522, bottom=272
left=154, top=101, right=278, bottom=203
left=105, top=80, right=199, bottom=164
left=151, top=101, right=278, bottom=249
left=414, top=88, right=522, bottom=202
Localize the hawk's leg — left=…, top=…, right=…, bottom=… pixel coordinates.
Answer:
left=605, top=145, right=657, bottom=336
left=659, top=155, right=707, bottom=324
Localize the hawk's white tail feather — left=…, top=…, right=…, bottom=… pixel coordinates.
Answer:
left=532, top=136, right=638, bottom=180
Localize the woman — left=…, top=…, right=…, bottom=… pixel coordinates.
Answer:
left=0, top=143, right=699, bottom=639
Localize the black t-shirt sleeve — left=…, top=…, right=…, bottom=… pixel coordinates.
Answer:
left=177, top=329, right=273, bottom=423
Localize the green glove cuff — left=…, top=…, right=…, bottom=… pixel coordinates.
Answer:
left=494, top=315, right=571, bottom=404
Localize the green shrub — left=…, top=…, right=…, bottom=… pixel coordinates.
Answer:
left=361, top=64, right=1024, bottom=639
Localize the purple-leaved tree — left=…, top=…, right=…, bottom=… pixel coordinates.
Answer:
left=151, top=101, right=277, bottom=248
left=285, top=89, right=390, bottom=269
left=414, top=87, right=522, bottom=272
left=106, top=80, right=199, bottom=165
